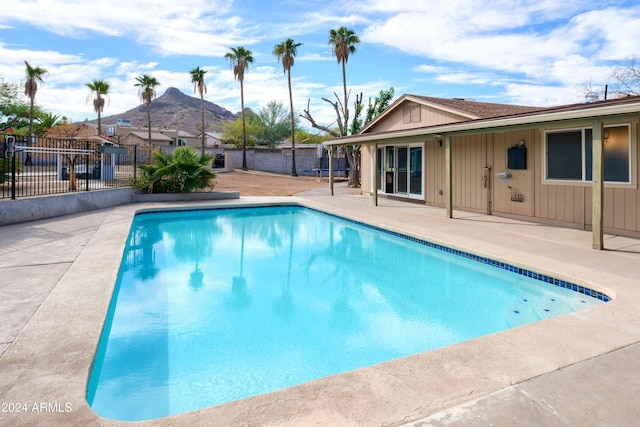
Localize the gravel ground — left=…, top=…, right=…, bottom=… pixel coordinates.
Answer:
left=209, top=169, right=348, bottom=196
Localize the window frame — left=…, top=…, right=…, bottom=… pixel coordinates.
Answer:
left=371, top=142, right=424, bottom=199
left=544, top=124, right=632, bottom=185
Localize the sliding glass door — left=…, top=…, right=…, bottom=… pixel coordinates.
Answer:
left=410, top=147, right=422, bottom=195
left=374, top=145, right=423, bottom=198
left=396, top=146, right=408, bottom=194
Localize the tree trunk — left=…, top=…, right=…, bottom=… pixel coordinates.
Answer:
left=341, top=60, right=349, bottom=134
left=25, top=97, right=35, bottom=166
left=28, top=98, right=34, bottom=141
left=68, top=156, right=77, bottom=191
left=288, top=70, right=297, bottom=176
left=240, top=80, right=248, bottom=171
left=147, top=103, right=152, bottom=146
left=200, top=92, right=205, bottom=156
left=345, top=148, right=360, bottom=188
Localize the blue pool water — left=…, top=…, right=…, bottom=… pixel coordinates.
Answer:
left=87, top=205, right=606, bottom=421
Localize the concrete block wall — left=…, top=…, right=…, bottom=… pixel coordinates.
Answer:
left=228, top=149, right=319, bottom=176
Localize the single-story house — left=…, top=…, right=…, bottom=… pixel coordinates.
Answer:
left=323, top=94, right=640, bottom=249
left=121, top=130, right=174, bottom=146
left=110, top=125, right=198, bottom=148
left=197, top=131, right=224, bottom=148
left=159, top=129, right=199, bottom=147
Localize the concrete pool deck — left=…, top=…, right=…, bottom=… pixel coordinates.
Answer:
left=1, top=184, right=639, bottom=426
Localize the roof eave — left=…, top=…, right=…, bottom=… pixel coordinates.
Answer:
left=324, top=101, right=640, bottom=146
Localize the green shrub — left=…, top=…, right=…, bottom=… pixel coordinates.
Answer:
left=0, top=157, right=22, bottom=184
left=131, top=146, right=216, bottom=193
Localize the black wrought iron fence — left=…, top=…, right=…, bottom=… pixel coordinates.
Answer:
left=0, top=134, right=158, bottom=200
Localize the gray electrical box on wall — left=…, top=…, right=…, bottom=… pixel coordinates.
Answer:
left=508, top=146, right=526, bottom=169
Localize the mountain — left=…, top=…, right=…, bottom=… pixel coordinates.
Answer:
left=95, top=87, right=239, bottom=135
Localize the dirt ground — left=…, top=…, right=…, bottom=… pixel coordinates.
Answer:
left=209, top=169, right=345, bottom=196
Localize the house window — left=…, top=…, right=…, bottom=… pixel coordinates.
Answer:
left=402, top=104, right=421, bottom=124
left=177, top=138, right=187, bottom=147
left=545, top=125, right=630, bottom=183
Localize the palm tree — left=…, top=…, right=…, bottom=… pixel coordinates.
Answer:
left=134, top=74, right=161, bottom=145
left=85, top=79, right=110, bottom=137
left=273, top=38, right=302, bottom=177
left=135, top=146, right=215, bottom=193
left=23, top=61, right=48, bottom=155
left=328, top=26, right=360, bottom=135
left=34, top=112, right=61, bottom=136
left=224, top=46, right=254, bottom=170
left=189, top=66, right=208, bottom=156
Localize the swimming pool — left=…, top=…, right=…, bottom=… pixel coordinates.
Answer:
left=87, top=205, right=607, bottom=421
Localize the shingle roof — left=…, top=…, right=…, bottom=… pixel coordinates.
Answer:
left=515, top=93, right=640, bottom=116
left=129, top=131, right=173, bottom=142
left=408, top=95, right=545, bottom=119
left=335, top=93, right=640, bottom=146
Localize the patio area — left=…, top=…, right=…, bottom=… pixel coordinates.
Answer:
left=1, top=183, right=639, bottom=426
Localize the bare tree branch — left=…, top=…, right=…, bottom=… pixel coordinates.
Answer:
left=300, top=98, right=339, bottom=137
left=343, top=89, right=351, bottom=132
left=322, top=96, right=346, bottom=136
left=611, top=56, right=640, bottom=96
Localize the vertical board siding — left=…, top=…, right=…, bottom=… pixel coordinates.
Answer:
left=556, top=186, right=566, bottom=221
left=367, top=103, right=469, bottom=133
left=362, top=145, right=371, bottom=191
left=535, top=122, right=639, bottom=234
left=491, top=130, right=535, bottom=217
left=358, top=121, right=639, bottom=236
left=627, top=189, right=638, bottom=231
left=574, top=188, right=585, bottom=228
left=604, top=189, right=615, bottom=229
left=613, top=188, right=626, bottom=230
left=451, top=135, right=485, bottom=212
left=425, top=142, right=435, bottom=203
left=436, top=141, right=445, bottom=206
left=425, top=140, right=445, bottom=206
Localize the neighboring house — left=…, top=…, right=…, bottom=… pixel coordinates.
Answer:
left=104, top=123, right=197, bottom=147
left=196, top=131, right=224, bottom=148
left=121, top=130, right=173, bottom=146
left=324, top=93, right=640, bottom=246
left=158, top=129, right=199, bottom=147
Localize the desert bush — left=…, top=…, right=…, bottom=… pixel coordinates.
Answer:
left=131, top=146, right=215, bottom=193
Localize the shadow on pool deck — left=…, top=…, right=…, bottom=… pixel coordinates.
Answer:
left=1, top=183, right=639, bottom=426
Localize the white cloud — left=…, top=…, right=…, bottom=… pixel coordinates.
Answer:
left=1, top=0, right=249, bottom=57
left=356, top=1, right=640, bottom=105
left=3, top=0, right=640, bottom=124
left=502, top=82, right=579, bottom=106
left=413, top=64, right=448, bottom=74
left=297, top=53, right=333, bottom=62
left=435, top=72, right=496, bottom=86
left=570, top=7, right=640, bottom=60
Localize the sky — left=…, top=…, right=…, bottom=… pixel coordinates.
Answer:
left=1, top=0, right=640, bottom=130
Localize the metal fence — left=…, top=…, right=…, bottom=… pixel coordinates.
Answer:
left=1, top=134, right=157, bottom=200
